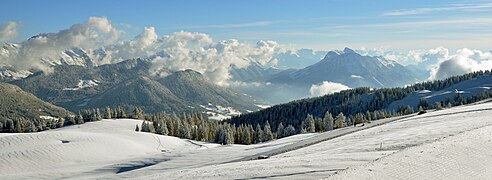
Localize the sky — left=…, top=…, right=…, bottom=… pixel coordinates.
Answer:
left=1, top=0, right=492, bottom=51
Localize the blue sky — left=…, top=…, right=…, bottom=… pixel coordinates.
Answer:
left=1, top=0, right=492, bottom=51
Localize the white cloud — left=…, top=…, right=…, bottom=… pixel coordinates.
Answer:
left=357, top=47, right=492, bottom=80
left=96, top=26, right=159, bottom=64
left=309, top=81, right=350, bottom=97
left=350, top=75, right=364, bottom=79
left=429, top=48, right=492, bottom=80
left=356, top=46, right=450, bottom=67
left=0, top=17, right=122, bottom=72
left=149, top=33, right=285, bottom=85
left=0, top=22, right=21, bottom=42
left=0, top=17, right=288, bottom=85
left=383, top=2, right=492, bottom=16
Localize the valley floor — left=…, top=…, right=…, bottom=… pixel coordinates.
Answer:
left=1, top=101, right=492, bottom=179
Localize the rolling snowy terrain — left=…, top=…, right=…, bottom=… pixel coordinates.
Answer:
left=1, top=101, right=492, bottom=179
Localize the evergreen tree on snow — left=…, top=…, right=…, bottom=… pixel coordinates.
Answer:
left=276, top=122, right=284, bottom=139
left=335, top=112, right=346, bottom=129
left=241, top=126, right=252, bottom=145
left=323, top=111, right=334, bottom=131
left=263, top=121, right=274, bottom=141
left=57, top=118, right=65, bottom=128
left=180, top=121, right=192, bottom=139
left=76, top=113, right=84, bottom=124
left=303, top=114, right=316, bottom=133
left=105, top=107, right=112, bottom=119
left=95, top=108, right=102, bottom=121
left=283, top=125, right=296, bottom=137
left=255, top=123, right=263, bottom=143
left=133, top=107, right=144, bottom=120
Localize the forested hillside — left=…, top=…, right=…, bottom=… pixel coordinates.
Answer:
left=227, top=70, right=492, bottom=133
left=10, top=59, right=260, bottom=114
left=0, top=82, right=72, bottom=133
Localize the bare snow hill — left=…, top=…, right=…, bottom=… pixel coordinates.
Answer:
left=1, top=101, right=492, bottom=179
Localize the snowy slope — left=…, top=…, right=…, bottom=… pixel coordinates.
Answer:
left=0, top=119, right=202, bottom=179
left=328, top=124, right=492, bottom=180
left=388, top=75, right=492, bottom=111
left=1, top=101, right=492, bottom=179
left=134, top=101, right=492, bottom=179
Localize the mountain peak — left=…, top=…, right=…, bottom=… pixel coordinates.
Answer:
left=343, top=47, right=356, bottom=54
left=323, top=47, right=357, bottom=60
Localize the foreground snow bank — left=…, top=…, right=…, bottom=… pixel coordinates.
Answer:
left=0, top=119, right=198, bottom=179
left=328, top=124, right=492, bottom=180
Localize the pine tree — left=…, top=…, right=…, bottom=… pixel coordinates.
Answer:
left=69, top=116, right=76, bottom=125
left=4, top=119, right=14, bottom=133
left=226, top=126, right=235, bottom=144
left=198, top=123, right=208, bottom=141
left=241, top=126, right=252, bottom=145
left=180, top=121, right=192, bottom=139
left=419, top=98, right=429, bottom=109
left=105, top=107, right=112, bottom=119
left=303, top=114, right=315, bottom=133
left=276, top=123, right=284, bottom=139
left=283, top=125, right=296, bottom=137
left=365, top=111, right=372, bottom=122
left=14, top=119, right=22, bottom=133
left=354, top=113, right=364, bottom=126
left=335, top=112, right=346, bottom=129
left=133, top=107, right=144, bottom=120
left=216, top=127, right=234, bottom=145
left=57, top=118, right=65, bottom=128
left=95, top=108, right=102, bottom=121
left=263, top=121, right=274, bottom=141
left=118, top=106, right=128, bottom=118
left=24, top=122, right=36, bottom=133
left=323, top=111, right=334, bottom=131
left=255, top=124, right=263, bottom=143
left=161, top=121, right=169, bottom=135
left=314, top=118, right=323, bottom=132
left=135, top=124, right=140, bottom=132
left=435, top=102, right=443, bottom=110
left=248, top=125, right=255, bottom=143
left=141, top=121, right=150, bottom=132
left=76, top=113, right=84, bottom=124
left=404, top=105, right=414, bottom=114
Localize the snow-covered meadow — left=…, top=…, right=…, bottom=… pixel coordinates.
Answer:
left=1, top=101, right=491, bottom=179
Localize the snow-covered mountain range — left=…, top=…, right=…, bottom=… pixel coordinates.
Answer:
left=269, top=47, right=420, bottom=88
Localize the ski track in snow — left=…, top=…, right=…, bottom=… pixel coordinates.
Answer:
left=0, top=102, right=491, bottom=179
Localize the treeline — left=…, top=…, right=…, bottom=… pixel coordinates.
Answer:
left=0, top=108, right=104, bottom=133
left=136, top=110, right=279, bottom=145
left=137, top=106, right=420, bottom=145
left=227, top=70, right=492, bottom=137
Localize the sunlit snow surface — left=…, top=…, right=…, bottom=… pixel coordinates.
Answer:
left=1, top=101, right=492, bottom=179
